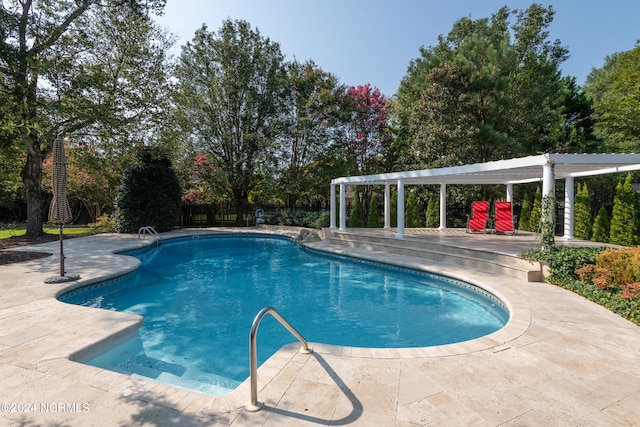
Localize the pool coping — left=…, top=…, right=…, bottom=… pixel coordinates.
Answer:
left=1, top=227, right=639, bottom=426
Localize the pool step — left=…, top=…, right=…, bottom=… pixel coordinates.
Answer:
left=315, top=230, right=543, bottom=282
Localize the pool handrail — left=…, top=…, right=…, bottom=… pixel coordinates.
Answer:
left=137, top=226, right=162, bottom=245
left=246, top=306, right=311, bottom=412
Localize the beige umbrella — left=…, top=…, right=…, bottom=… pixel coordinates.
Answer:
left=45, top=135, right=79, bottom=283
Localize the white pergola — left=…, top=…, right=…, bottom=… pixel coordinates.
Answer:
left=329, top=153, right=640, bottom=239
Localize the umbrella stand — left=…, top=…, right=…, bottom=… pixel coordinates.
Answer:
left=59, top=223, right=64, bottom=277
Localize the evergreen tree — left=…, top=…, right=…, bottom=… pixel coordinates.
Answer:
left=573, top=183, right=592, bottom=240
left=425, top=195, right=439, bottom=228
left=367, top=193, right=380, bottom=228
left=390, top=189, right=398, bottom=227
left=528, top=187, right=542, bottom=232
left=114, top=147, right=182, bottom=233
left=591, top=205, right=610, bottom=243
left=406, top=191, right=422, bottom=227
left=349, top=186, right=364, bottom=227
left=518, top=193, right=531, bottom=231
left=609, top=173, right=637, bottom=246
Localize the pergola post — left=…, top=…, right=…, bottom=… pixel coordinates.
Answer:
left=383, top=183, right=391, bottom=230
left=439, top=183, right=446, bottom=230
left=506, top=183, right=513, bottom=202
left=329, top=184, right=336, bottom=229
left=395, top=178, right=405, bottom=238
left=339, top=183, right=346, bottom=231
left=542, top=162, right=555, bottom=225
left=563, top=176, right=575, bottom=240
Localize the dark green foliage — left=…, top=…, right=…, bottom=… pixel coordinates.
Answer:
left=609, top=173, right=637, bottom=246
left=521, top=246, right=638, bottom=325
left=518, top=193, right=531, bottom=231
left=591, top=205, right=610, bottom=243
left=528, top=187, right=542, bottom=232
left=349, top=186, right=364, bottom=227
left=114, top=147, right=182, bottom=233
left=425, top=195, right=439, bottom=228
left=367, top=193, right=380, bottom=228
left=266, top=210, right=327, bottom=228
left=406, top=191, right=422, bottom=227
left=390, top=189, right=398, bottom=227
left=573, top=182, right=592, bottom=240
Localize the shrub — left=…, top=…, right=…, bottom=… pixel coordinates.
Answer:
left=349, top=186, right=364, bottom=227
left=390, top=189, right=398, bottom=227
left=266, top=210, right=325, bottom=228
left=406, top=191, right=421, bottom=227
left=518, top=193, right=531, bottom=231
left=528, top=187, right=542, bottom=232
left=609, top=172, right=637, bottom=246
left=114, top=147, right=182, bottom=233
left=367, top=193, right=380, bottom=228
left=573, top=182, right=592, bottom=240
left=425, top=195, right=439, bottom=228
left=591, top=206, right=610, bottom=243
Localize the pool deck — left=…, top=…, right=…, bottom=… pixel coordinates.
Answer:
left=1, top=227, right=639, bottom=426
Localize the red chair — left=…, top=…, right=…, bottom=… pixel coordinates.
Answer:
left=466, top=201, right=489, bottom=233
left=495, top=201, right=516, bottom=234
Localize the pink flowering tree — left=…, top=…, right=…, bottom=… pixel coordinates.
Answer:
left=343, top=84, right=391, bottom=176
left=180, top=153, right=229, bottom=205
left=342, top=84, right=392, bottom=225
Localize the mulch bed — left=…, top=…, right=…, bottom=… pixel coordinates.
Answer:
left=0, top=234, right=86, bottom=265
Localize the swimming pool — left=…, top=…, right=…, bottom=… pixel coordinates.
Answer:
left=61, top=234, right=508, bottom=395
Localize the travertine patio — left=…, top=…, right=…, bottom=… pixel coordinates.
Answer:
left=1, top=227, right=639, bottom=426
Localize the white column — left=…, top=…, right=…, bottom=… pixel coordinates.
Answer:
left=395, top=178, right=405, bottom=238
left=439, top=183, right=447, bottom=230
left=542, top=162, right=555, bottom=225
left=339, top=183, right=346, bottom=231
left=563, top=176, right=575, bottom=240
left=330, top=184, right=336, bottom=229
left=506, top=183, right=513, bottom=202
left=383, top=183, right=391, bottom=230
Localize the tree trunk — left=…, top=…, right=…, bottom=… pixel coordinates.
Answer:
left=21, top=148, right=45, bottom=236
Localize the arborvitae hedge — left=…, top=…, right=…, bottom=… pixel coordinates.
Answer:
left=349, top=186, right=364, bottom=227
left=528, top=187, right=542, bottom=232
left=591, top=205, right=610, bottom=243
left=425, top=195, right=439, bottom=228
left=518, top=193, right=531, bottom=231
left=406, top=191, right=422, bottom=227
left=367, top=193, right=380, bottom=228
left=114, top=147, right=182, bottom=233
left=574, top=182, right=592, bottom=240
left=390, top=189, right=398, bottom=227
left=609, top=173, right=637, bottom=246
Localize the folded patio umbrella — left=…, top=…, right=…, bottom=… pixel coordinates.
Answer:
left=45, top=135, right=79, bottom=283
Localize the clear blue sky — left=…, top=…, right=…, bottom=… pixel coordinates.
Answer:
left=156, top=0, right=640, bottom=97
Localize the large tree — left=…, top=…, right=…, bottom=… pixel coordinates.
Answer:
left=0, top=0, right=168, bottom=235
left=583, top=43, right=640, bottom=152
left=397, top=4, right=573, bottom=169
left=174, top=19, right=287, bottom=224
left=277, top=60, right=345, bottom=208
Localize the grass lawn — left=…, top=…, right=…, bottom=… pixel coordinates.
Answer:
left=0, top=223, right=97, bottom=239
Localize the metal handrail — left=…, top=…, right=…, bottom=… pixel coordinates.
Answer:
left=137, top=226, right=162, bottom=244
left=246, top=306, right=311, bottom=412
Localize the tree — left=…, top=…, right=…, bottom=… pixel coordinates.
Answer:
left=114, top=147, right=181, bottom=233
left=518, top=193, right=531, bottom=231
left=397, top=5, right=571, bottom=169
left=175, top=20, right=286, bottom=225
left=609, top=173, right=637, bottom=246
left=367, top=193, right=380, bottom=228
left=591, top=205, right=610, bottom=244
left=349, top=186, right=363, bottom=227
left=406, top=190, right=421, bottom=227
left=573, top=182, right=592, bottom=240
left=0, top=0, right=167, bottom=235
left=390, top=188, right=398, bottom=227
left=528, top=187, right=542, bottom=232
left=584, top=43, right=640, bottom=152
left=425, top=195, right=439, bottom=228
left=278, top=60, right=345, bottom=209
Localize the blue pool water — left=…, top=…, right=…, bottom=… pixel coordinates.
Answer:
left=61, top=234, right=508, bottom=395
